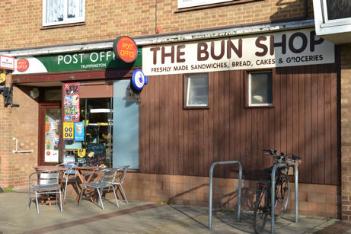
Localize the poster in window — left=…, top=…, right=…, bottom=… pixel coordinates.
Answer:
left=44, top=110, right=60, bottom=163
left=64, top=83, right=80, bottom=122
left=74, top=121, right=85, bottom=141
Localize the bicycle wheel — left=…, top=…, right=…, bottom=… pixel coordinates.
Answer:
left=275, top=174, right=290, bottom=215
left=253, top=185, right=269, bottom=234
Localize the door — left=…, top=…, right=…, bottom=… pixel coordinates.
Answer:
left=38, top=103, right=61, bottom=165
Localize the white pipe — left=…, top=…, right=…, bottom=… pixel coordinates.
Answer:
left=12, top=137, right=33, bottom=154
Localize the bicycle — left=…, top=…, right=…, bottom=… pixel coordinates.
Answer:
left=253, top=148, right=301, bottom=234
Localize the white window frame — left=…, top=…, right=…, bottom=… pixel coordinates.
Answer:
left=178, top=0, right=232, bottom=9
left=248, top=72, right=272, bottom=107
left=321, top=0, right=351, bottom=27
left=42, top=0, right=85, bottom=27
left=185, top=73, right=209, bottom=108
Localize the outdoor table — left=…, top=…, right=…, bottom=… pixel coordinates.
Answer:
left=74, top=166, right=104, bottom=204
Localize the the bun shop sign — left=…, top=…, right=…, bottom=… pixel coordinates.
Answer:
left=142, top=29, right=335, bottom=76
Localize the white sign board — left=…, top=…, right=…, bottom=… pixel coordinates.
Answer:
left=0, top=55, right=15, bottom=70
left=142, top=29, right=335, bottom=76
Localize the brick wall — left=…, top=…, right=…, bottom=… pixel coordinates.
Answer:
left=0, top=0, right=310, bottom=50
left=0, top=82, right=38, bottom=188
left=341, top=45, right=351, bottom=221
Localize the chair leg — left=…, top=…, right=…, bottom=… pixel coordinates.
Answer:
left=119, top=185, right=128, bottom=204
left=64, top=176, right=68, bottom=201
left=96, top=188, right=104, bottom=210
left=59, top=190, right=63, bottom=212
left=35, top=192, right=40, bottom=214
left=78, top=188, right=84, bottom=205
left=112, top=186, right=119, bottom=208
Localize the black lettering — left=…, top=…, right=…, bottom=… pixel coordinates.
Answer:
left=289, top=32, right=308, bottom=54
left=255, top=36, right=268, bottom=56
left=150, top=47, right=161, bottom=65
left=227, top=39, right=242, bottom=58
left=310, top=31, right=324, bottom=52
left=211, top=40, right=225, bottom=60
left=161, top=46, right=175, bottom=64
left=197, top=43, right=209, bottom=61
left=270, top=34, right=286, bottom=55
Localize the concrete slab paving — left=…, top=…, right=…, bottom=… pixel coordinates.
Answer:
left=0, top=192, right=342, bottom=234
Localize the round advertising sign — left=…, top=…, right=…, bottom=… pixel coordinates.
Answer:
left=113, top=36, right=138, bottom=63
left=17, top=58, right=29, bottom=72
left=131, top=69, right=147, bottom=93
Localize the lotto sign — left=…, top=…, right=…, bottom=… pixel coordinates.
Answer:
left=63, top=122, right=74, bottom=139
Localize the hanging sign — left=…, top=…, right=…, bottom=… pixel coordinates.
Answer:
left=74, top=121, right=85, bottom=142
left=64, top=83, right=80, bottom=122
left=0, top=55, right=14, bottom=70
left=113, top=36, right=138, bottom=63
left=130, top=69, right=148, bottom=93
left=142, top=29, right=335, bottom=76
left=63, top=122, right=74, bottom=140
left=0, top=72, right=6, bottom=84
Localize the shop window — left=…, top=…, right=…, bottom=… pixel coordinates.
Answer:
left=323, top=0, right=351, bottom=25
left=247, top=72, right=272, bottom=107
left=63, top=98, right=113, bottom=167
left=184, top=73, right=209, bottom=108
left=43, top=0, right=85, bottom=26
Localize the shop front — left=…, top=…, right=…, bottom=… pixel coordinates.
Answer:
left=12, top=44, right=142, bottom=170
left=4, top=24, right=340, bottom=218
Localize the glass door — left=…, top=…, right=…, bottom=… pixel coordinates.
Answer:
left=38, top=103, right=61, bottom=165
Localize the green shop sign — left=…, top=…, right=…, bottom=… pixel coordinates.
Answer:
left=14, top=48, right=142, bottom=74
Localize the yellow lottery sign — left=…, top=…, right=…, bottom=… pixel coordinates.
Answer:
left=0, top=72, right=6, bottom=84
left=63, top=122, right=74, bottom=139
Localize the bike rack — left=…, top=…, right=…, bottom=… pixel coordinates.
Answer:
left=208, top=160, right=242, bottom=230
left=271, top=161, right=299, bottom=234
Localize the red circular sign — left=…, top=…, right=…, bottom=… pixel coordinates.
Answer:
left=17, top=58, right=29, bottom=72
left=114, top=36, right=138, bottom=63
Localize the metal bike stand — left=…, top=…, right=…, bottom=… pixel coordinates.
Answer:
left=208, top=160, right=242, bottom=230
left=271, top=162, right=299, bottom=234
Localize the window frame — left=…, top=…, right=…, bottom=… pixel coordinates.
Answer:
left=246, top=71, right=273, bottom=108
left=321, top=0, right=351, bottom=27
left=183, top=73, right=209, bottom=109
left=42, top=0, right=85, bottom=27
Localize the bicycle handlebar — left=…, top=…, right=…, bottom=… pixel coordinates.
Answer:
left=263, top=148, right=301, bottom=164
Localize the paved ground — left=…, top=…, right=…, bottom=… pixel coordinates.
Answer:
left=0, top=192, right=346, bottom=234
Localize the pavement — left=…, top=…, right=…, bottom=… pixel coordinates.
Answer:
left=0, top=191, right=348, bottom=234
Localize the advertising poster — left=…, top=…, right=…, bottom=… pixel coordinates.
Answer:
left=64, top=83, right=80, bottom=122
left=44, top=111, right=60, bottom=163
left=63, top=121, right=74, bottom=140
left=74, top=121, right=85, bottom=141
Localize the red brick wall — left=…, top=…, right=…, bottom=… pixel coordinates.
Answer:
left=0, top=81, right=39, bottom=188
left=341, top=45, right=351, bottom=221
left=0, top=0, right=310, bottom=50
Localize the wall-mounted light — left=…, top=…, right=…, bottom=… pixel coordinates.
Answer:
left=29, top=88, right=39, bottom=99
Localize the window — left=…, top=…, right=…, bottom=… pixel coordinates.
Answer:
left=185, top=73, right=209, bottom=108
left=178, top=0, right=232, bottom=9
left=43, top=0, right=85, bottom=26
left=323, top=0, right=351, bottom=25
left=248, top=72, right=272, bottom=107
